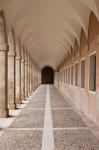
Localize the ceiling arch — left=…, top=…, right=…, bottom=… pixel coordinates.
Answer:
left=0, top=0, right=98, bottom=70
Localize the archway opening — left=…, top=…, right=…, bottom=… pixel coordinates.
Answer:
left=41, top=66, right=54, bottom=84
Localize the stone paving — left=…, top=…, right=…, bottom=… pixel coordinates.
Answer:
left=10, top=109, right=45, bottom=128
left=0, top=85, right=99, bottom=149
left=0, top=130, right=42, bottom=150
left=54, top=129, right=99, bottom=150
left=52, top=109, right=87, bottom=128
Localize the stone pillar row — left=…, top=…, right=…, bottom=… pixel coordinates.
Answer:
left=0, top=45, right=41, bottom=117
left=0, top=45, right=9, bottom=117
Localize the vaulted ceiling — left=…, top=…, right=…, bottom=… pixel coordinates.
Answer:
left=0, top=0, right=99, bottom=70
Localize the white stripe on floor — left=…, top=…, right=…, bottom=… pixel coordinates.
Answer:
left=53, top=127, right=89, bottom=130
left=6, top=128, right=43, bottom=131
left=6, top=127, right=89, bottom=131
left=41, top=85, right=54, bottom=150
left=51, top=108, right=73, bottom=110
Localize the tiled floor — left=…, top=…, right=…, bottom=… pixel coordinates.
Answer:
left=0, top=85, right=99, bottom=150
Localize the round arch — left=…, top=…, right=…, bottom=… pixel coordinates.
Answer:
left=41, top=66, right=54, bottom=84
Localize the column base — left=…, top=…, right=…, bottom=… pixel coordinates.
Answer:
left=25, top=94, right=28, bottom=99
left=0, top=109, right=9, bottom=118
left=16, top=97, right=22, bottom=104
left=21, top=94, right=25, bottom=101
left=28, top=93, right=30, bottom=97
left=8, top=103, right=16, bottom=110
left=17, top=99, right=22, bottom=104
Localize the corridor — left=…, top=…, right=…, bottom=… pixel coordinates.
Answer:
left=0, top=85, right=99, bottom=150
left=0, top=0, right=99, bottom=149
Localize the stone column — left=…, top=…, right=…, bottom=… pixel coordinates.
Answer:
left=29, top=58, right=31, bottom=95
left=8, top=51, right=16, bottom=109
left=32, top=64, right=34, bottom=91
left=0, top=46, right=9, bottom=117
left=36, top=68, right=38, bottom=88
left=33, top=65, right=35, bottom=91
left=36, top=67, right=38, bottom=88
left=28, top=55, right=30, bottom=96
left=16, top=55, right=21, bottom=104
left=30, top=60, right=32, bottom=94
left=21, top=54, right=25, bottom=101
left=34, top=66, right=36, bottom=90
left=25, top=52, right=28, bottom=98
left=29, top=58, right=31, bottom=94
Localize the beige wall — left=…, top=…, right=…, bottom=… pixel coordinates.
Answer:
left=54, top=12, right=99, bottom=125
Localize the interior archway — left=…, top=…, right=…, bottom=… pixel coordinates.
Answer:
left=41, top=67, right=54, bottom=84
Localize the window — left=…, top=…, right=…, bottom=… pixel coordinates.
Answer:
left=71, top=65, right=74, bottom=85
left=89, top=53, right=96, bottom=92
left=61, top=71, right=63, bottom=82
left=66, top=69, right=67, bottom=84
left=67, top=69, right=68, bottom=84
left=81, top=59, right=85, bottom=89
left=68, top=67, right=70, bottom=84
left=75, top=63, right=78, bottom=86
left=62, top=71, right=64, bottom=82
left=59, top=72, right=62, bottom=82
left=61, top=71, right=62, bottom=82
left=67, top=68, right=69, bottom=84
left=64, top=70, right=65, bottom=83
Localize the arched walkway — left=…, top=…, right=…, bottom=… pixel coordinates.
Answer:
left=0, top=1, right=99, bottom=149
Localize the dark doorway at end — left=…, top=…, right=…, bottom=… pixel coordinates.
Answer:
left=41, top=66, right=54, bottom=84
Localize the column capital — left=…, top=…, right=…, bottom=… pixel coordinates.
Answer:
left=21, top=60, right=25, bottom=63
left=8, top=50, right=16, bottom=57
left=25, top=62, right=28, bottom=65
left=21, top=56, right=25, bottom=63
left=0, top=43, right=9, bottom=51
left=16, top=57, right=21, bottom=60
left=16, top=54, right=21, bottom=60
